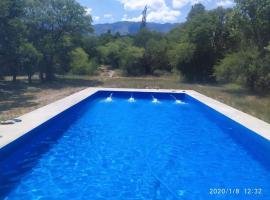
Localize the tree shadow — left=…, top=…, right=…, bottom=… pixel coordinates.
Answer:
left=0, top=77, right=103, bottom=119
left=33, top=77, right=103, bottom=90
left=220, top=86, right=269, bottom=98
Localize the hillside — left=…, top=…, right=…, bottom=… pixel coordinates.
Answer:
left=94, top=21, right=179, bottom=35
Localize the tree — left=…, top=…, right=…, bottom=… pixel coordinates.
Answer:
left=69, top=48, right=97, bottom=75
left=24, top=0, right=93, bottom=81
left=214, top=47, right=270, bottom=91
left=168, top=42, right=195, bottom=74
left=213, top=0, right=270, bottom=91
left=234, top=0, right=270, bottom=50
left=97, top=38, right=133, bottom=68
left=97, top=42, right=121, bottom=68
left=144, top=38, right=171, bottom=74
left=168, top=4, right=235, bottom=81
left=134, top=29, right=163, bottom=48
left=20, top=43, right=42, bottom=83
left=120, top=46, right=145, bottom=75
left=187, top=3, right=205, bottom=21
left=176, top=6, right=216, bottom=81
left=0, top=0, right=26, bottom=82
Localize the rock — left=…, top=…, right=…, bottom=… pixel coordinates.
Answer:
left=13, top=118, right=22, bottom=123
left=0, top=120, right=15, bottom=125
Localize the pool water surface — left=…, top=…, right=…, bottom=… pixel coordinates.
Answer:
left=0, top=91, right=269, bottom=199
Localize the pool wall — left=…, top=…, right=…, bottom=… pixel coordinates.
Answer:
left=186, top=94, right=270, bottom=170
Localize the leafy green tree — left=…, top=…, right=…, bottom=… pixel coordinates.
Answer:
left=98, top=30, right=114, bottom=45
left=187, top=3, right=205, bottom=21
left=209, top=7, right=238, bottom=57
left=177, top=6, right=216, bottom=81
left=213, top=0, right=270, bottom=91
left=69, top=48, right=98, bottom=75
left=214, top=47, right=270, bottom=91
left=144, top=38, right=171, bottom=74
left=20, top=43, right=42, bottom=83
left=97, top=38, right=133, bottom=68
left=134, top=29, right=163, bottom=48
left=97, top=42, right=121, bottom=68
left=80, top=36, right=99, bottom=59
left=0, top=0, right=26, bottom=82
left=168, top=42, right=195, bottom=73
left=24, top=0, right=93, bottom=80
left=168, top=4, right=235, bottom=81
left=120, top=46, right=145, bottom=75
left=234, top=0, right=270, bottom=50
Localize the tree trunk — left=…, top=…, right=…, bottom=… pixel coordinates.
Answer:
left=28, top=74, right=32, bottom=84
left=45, top=55, right=54, bottom=81
left=45, top=66, right=54, bottom=81
left=12, top=73, right=16, bottom=82
left=11, top=63, right=17, bottom=82
left=39, top=71, right=44, bottom=81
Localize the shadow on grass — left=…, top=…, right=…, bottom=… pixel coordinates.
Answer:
left=221, top=86, right=269, bottom=98
left=0, top=77, right=103, bottom=119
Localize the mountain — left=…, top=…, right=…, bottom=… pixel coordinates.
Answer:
left=93, top=21, right=179, bottom=35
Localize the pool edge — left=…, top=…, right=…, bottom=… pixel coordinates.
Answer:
left=186, top=90, right=270, bottom=141
left=0, top=87, right=269, bottom=150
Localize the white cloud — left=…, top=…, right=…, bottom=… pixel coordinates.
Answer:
left=122, top=9, right=180, bottom=23
left=217, top=0, right=235, bottom=7
left=120, top=0, right=181, bottom=23
left=104, top=14, right=113, bottom=18
left=122, top=14, right=142, bottom=22
left=148, top=9, right=180, bottom=22
left=104, top=14, right=114, bottom=21
left=85, top=7, right=92, bottom=15
left=173, top=0, right=194, bottom=9
left=119, top=0, right=167, bottom=11
left=94, top=16, right=100, bottom=22
left=172, top=0, right=211, bottom=9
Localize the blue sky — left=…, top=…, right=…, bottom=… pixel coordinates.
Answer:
left=77, top=0, right=235, bottom=24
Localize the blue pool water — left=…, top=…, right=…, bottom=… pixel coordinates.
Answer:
left=0, top=91, right=270, bottom=199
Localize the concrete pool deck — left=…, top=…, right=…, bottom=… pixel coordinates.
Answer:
left=0, top=87, right=270, bottom=149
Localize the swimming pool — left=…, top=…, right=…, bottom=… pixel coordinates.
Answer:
left=0, top=89, right=270, bottom=199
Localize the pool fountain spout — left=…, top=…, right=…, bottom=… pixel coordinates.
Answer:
left=128, top=94, right=136, bottom=103
left=152, top=95, right=160, bottom=104
left=171, top=95, right=184, bottom=104
left=105, top=93, right=113, bottom=102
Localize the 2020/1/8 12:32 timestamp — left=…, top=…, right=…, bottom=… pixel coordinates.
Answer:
left=209, top=188, right=263, bottom=196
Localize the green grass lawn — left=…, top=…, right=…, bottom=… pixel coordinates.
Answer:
left=1, top=75, right=270, bottom=123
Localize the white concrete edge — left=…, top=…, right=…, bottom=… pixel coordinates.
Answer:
left=0, top=87, right=269, bottom=150
left=186, top=90, right=270, bottom=141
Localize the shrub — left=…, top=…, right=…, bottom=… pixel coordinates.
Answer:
left=254, top=55, right=270, bottom=91
left=214, top=48, right=270, bottom=91
left=69, top=48, right=98, bottom=75
left=120, top=46, right=145, bottom=76
left=214, top=52, right=243, bottom=83
left=20, top=43, right=42, bottom=83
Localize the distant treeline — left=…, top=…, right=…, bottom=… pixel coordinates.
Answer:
left=0, top=0, right=270, bottom=91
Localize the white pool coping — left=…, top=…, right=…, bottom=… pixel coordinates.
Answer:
left=0, top=87, right=270, bottom=150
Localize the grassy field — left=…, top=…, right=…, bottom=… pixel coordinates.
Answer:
left=1, top=75, right=270, bottom=123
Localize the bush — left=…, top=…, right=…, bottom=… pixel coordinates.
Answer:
left=144, top=38, right=171, bottom=74
left=214, top=52, right=243, bottom=83
left=97, top=42, right=121, bottom=68
left=120, top=46, right=145, bottom=76
left=168, top=42, right=196, bottom=79
left=254, top=55, right=270, bottom=91
left=20, top=43, right=42, bottom=83
left=69, top=48, right=98, bottom=75
left=214, top=48, right=270, bottom=91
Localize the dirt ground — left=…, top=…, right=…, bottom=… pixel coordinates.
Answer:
left=1, top=74, right=270, bottom=123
